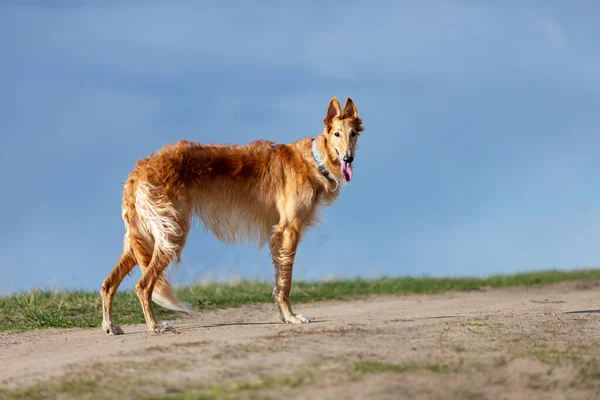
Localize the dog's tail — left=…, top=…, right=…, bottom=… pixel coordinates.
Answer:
left=151, top=273, right=193, bottom=313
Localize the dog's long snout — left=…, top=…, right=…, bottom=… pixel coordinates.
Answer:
left=343, top=154, right=354, bottom=163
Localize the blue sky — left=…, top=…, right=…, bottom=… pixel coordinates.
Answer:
left=1, top=1, right=599, bottom=294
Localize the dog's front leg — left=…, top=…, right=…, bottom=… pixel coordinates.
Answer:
left=270, top=222, right=310, bottom=324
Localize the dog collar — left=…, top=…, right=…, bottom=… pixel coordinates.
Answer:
left=311, top=139, right=339, bottom=191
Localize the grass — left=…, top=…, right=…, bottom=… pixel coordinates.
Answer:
left=0, top=360, right=450, bottom=400
left=0, top=376, right=150, bottom=400
left=156, top=361, right=454, bottom=400
left=353, top=360, right=451, bottom=374
left=1, top=268, right=599, bottom=332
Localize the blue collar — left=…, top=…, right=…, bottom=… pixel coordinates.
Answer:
left=312, top=139, right=339, bottom=191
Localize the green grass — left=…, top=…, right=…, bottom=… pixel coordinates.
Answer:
left=353, top=360, right=451, bottom=374
left=1, top=268, right=599, bottom=332
left=0, top=379, right=101, bottom=400
left=149, top=360, right=452, bottom=400
left=147, top=360, right=454, bottom=400
left=1, top=359, right=428, bottom=400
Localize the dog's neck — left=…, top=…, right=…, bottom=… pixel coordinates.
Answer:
left=312, top=134, right=341, bottom=191
left=311, top=139, right=337, bottom=183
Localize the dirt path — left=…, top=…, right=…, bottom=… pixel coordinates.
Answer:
left=2, top=282, right=600, bottom=399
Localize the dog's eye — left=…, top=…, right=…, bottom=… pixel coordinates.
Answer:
left=334, top=132, right=340, bottom=137
left=351, top=131, right=356, bottom=137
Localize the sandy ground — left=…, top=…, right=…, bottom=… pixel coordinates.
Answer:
left=1, top=282, right=600, bottom=399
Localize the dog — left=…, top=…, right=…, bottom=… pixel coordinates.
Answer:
left=100, top=96, right=364, bottom=335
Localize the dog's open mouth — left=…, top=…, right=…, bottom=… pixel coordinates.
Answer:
left=340, top=159, right=353, bottom=182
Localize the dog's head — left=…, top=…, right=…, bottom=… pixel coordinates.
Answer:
left=323, top=97, right=364, bottom=183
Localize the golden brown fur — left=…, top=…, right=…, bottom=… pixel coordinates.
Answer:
left=101, top=97, right=364, bottom=334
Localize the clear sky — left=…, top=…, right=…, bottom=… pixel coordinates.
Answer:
left=1, top=1, right=599, bottom=294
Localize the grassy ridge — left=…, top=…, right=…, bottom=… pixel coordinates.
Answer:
left=1, top=268, right=599, bottom=332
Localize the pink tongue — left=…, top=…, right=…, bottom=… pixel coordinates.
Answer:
left=341, top=162, right=353, bottom=182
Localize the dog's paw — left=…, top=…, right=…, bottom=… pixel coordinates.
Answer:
left=284, top=313, right=310, bottom=324
left=102, top=321, right=124, bottom=336
left=150, top=321, right=175, bottom=333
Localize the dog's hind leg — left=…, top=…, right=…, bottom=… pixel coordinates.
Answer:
left=135, top=247, right=176, bottom=333
left=101, top=242, right=137, bottom=335
left=133, top=187, right=191, bottom=333
left=270, top=218, right=310, bottom=324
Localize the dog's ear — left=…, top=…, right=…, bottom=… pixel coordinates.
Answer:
left=342, top=97, right=358, bottom=119
left=324, top=96, right=342, bottom=129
